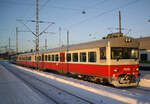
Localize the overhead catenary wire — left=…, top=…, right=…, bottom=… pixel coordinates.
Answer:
left=67, top=0, right=141, bottom=29
left=84, top=0, right=110, bottom=10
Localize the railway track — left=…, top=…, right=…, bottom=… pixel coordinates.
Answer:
left=2, top=63, right=95, bottom=104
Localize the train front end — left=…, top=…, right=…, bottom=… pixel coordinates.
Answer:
left=107, top=34, right=140, bottom=87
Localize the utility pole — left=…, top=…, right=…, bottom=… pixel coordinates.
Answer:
left=119, top=10, right=122, bottom=34
left=66, top=30, right=69, bottom=73
left=9, top=37, right=10, bottom=51
left=45, top=38, right=47, bottom=50
left=16, top=27, right=18, bottom=54
left=35, top=0, right=39, bottom=70
left=8, top=37, right=10, bottom=60
left=59, top=27, right=61, bottom=47
left=67, top=30, right=69, bottom=50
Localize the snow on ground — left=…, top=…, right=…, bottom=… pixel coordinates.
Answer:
left=139, top=70, right=150, bottom=88
left=0, top=64, right=55, bottom=104
left=7, top=62, right=150, bottom=104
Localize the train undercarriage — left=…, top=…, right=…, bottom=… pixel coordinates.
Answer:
left=74, top=73, right=140, bottom=87
left=111, top=74, right=140, bottom=87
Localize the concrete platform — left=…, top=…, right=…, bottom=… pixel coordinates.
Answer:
left=0, top=64, right=51, bottom=104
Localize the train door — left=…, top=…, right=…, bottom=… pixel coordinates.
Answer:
left=41, top=54, right=45, bottom=68
left=25, top=56, right=27, bottom=66
left=59, top=52, right=65, bottom=73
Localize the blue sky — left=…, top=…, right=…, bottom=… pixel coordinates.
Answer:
left=0, top=0, right=150, bottom=52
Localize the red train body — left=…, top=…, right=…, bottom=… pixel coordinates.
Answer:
left=16, top=33, right=140, bottom=87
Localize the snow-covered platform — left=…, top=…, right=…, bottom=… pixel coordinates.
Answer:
left=1, top=61, right=150, bottom=104
left=139, top=70, right=150, bottom=88
left=0, top=64, right=53, bottom=104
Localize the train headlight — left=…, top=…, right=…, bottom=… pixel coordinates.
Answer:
left=114, top=69, right=118, bottom=72
left=136, top=68, right=139, bottom=71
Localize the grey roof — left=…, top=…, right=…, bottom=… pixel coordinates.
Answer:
left=18, top=39, right=109, bottom=56
left=43, top=38, right=108, bottom=53
left=18, top=35, right=141, bottom=56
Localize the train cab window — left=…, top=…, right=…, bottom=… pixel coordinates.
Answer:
left=48, top=55, right=50, bottom=61
left=111, top=47, right=139, bottom=59
left=45, top=55, right=48, bottom=61
left=55, top=54, right=59, bottom=61
left=52, top=55, right=55, bottom=61
left=100, top=47, right=106, bottom=59
left=88, top=52, right=96, bottom=62
left=73, top=53, right=78, bottom=62
left=80, top=52, right=86, bottom=62
left=67, top=53, right=71, bottom=62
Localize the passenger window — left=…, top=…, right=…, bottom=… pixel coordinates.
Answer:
left=55, top=54, right=59, bottom=61
left=29, top=56, right=31, bottom=60
left=88, top=52, right=96, bottom=62
left=141, top=54, right=147, bottom=61
left=39, top=56, right=41, bottom=61
left=45, top=55, right=47, bottom=61
left=48, top=55, right=50, bottom=61
left=73, top=53, right=78, bottom=62
left=80, top=52, right=86, bottom=62
left=35, top=56, right=36, bottom=61
left=67, top=53, right=71, bottom=62
left=100, top=47, right=106, bottom=59
left=52, top=55, right=55, bottom=61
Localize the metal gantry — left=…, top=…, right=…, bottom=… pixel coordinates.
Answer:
left=17, top=0, right=55, bottom=70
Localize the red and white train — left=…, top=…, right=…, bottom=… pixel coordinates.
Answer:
left=15, top=33, right=140, bottom=87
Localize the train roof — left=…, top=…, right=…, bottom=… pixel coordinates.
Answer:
left=18, top=33, right=139, bottom=56
left=19, top=38, right=109, bottom=56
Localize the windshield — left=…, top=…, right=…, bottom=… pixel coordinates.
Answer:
left=111, top=47, right=139, bottom=59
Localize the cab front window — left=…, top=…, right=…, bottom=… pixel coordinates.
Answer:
left=111, top=47, right=138, bottom=59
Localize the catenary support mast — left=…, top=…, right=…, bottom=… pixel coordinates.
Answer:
left=119, top=10, right=122, bottom=34
left=36, top=0, right=39, bottom=70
